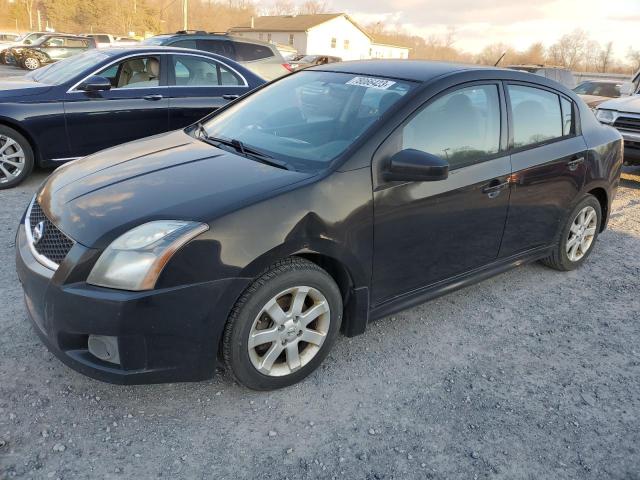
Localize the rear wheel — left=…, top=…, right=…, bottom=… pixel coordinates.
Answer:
left=22, top=56, right=40, bottom=70
left=0, top=125, right=34, bottom=189
left=541, top=195, right=601, bottom=271
left=222, top=258, right=343, bottom=390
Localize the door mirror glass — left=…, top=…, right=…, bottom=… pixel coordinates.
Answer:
left=79, top=75, right=112, bottom=92
left=24, top=39, right=32, bottom=45
left=384, top=149, right=449, bottom=182
left=620, top=81, right=634, bottom=96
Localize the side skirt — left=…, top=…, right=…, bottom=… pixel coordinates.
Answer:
left=369, top=245, right=552, bottom=323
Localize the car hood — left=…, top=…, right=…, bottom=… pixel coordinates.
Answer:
left=37, top=130, right=313, bottom=248
left=0, top=78, right=52, bottom=98
left=597, top=95, right=640, bottom=113
left=578, top=94, right=612, bottom=108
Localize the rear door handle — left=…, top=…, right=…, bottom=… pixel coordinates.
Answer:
left=567, top=156, right=584, bottom=171
left=482, top=180, right=509, bottom=198
left=143, top=94, right=164, bottom=101
left=222, top=94, right=240, bottom=100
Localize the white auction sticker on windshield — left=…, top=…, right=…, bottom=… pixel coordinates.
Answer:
left=346, top=76, right=396, bottom=90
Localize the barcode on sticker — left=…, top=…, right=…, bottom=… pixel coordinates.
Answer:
left=346, top=76, right=396, bottom=90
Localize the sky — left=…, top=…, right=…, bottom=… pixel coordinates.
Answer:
left=290, top=0, right=640, bottom=60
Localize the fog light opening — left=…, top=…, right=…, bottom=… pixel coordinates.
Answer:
left=88, top=335, right=121, bottom=365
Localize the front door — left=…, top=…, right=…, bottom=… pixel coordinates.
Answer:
left=63, top=54, right=170, bottom=157
left=372, top=83, right=511, bottom=303
left=167, top=53, right=252, bottom=129
left=499, top=83, right=587, bottom=257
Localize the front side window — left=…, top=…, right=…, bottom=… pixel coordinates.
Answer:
left=171, top=54, right=242, bottom=86
left=401, top=85, right=501, bottom=169
left=199, top=71, right=414, bottom=171
left=43, top=37, right=64, bottom=47
left=508, top=84, right=563, bottom=148
left=96, top=56, right=160, bottom=89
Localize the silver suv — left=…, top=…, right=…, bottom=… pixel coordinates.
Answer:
left=507, top=65, right=576, bottom=89
left=143, top=31, right=291, bottom=81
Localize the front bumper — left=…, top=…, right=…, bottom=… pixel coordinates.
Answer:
left=15, top=225, right=248, bottom=384
left=618, top=129, right=640, bottom=165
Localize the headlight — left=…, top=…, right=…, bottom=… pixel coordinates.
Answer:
left=87, top=220, right=209, bottom=291
left=595, top=109, right=616, bottom=124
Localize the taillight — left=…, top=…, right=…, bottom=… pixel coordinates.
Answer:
left=282, top=63, right=293, bottom=72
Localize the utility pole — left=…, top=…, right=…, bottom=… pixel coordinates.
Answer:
left=182, top=0, right=188, bottom=30
left=37, top=9, right=41, bottom=32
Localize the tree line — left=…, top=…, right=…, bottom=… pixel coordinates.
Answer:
left=1, top=0, right=637, bottom=73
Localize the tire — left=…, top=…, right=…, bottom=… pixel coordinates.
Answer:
left=0, top=125, right=35, bottom=189
left=223, top=257, right=343, bottom=390
left=541, top=194, right=602, bottom=271
left=22, top=56, right=40, bottom=70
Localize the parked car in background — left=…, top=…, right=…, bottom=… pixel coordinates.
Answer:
left=83, top=33, right=139, bottom=48
left=595, top=96, right=640, bottom=165
left=507, top=64, right=576, bottom=89
left=11, top=34, right=96, bottom=70
left=15, top=61, right=622, bottom=390
left=0, top=46, right=264, bottom=188
left=142, top=31, right=292, bottom=80
left=0, top=32, right=20, bottom=46
left=289, top=54, right=342, bottom=70
left=573, top=80, right=622, bottom=108
left=0, top=32, right=49, bottom=64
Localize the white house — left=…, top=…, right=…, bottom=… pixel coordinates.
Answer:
left=229, top=13, right=409, bottom=61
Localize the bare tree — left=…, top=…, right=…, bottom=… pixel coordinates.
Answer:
left=298, top=0, right=327, bottom=14
left=627, top=48, right=640, bottom=72
left=267, top=0, right=295, bottom=16
left=547, top=29, right=590, bottom=70
left=596, top=41, right=614, bottom=73
left=21, top=0, right=35, bottom=29
left=477, top=42, right=512, bottom=66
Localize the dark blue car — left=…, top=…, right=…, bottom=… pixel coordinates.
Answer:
left=0, top=46, right=265, bottom=188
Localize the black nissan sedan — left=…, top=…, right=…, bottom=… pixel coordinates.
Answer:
left=0, top=46, right=264, bottom=188
left=16, top=61, right=623, bottom=390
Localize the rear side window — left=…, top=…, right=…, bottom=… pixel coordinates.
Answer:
left=560, top=97, right=574, bottom=136
left=196, top=39, right=235, bottom=59
left=232, top=42, right=274, bottom=61
left=508, top=85, right=563, bottom=148
left=65, top=38, right=88, bottom=48
left=402, top=84, right=501, bottom=170
left=94, top=35, right=110, bottom=43
left=171, top=39, right=197, bottom=49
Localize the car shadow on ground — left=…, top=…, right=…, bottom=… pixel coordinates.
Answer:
left=621, top=165, right=640, bottom=189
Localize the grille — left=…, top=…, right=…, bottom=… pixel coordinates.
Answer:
left=28, top=201, right=74, bottom=266
left=613, top=116, right=640, bottom=132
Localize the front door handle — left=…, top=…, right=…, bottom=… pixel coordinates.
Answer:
left=567, top=156, right=584, bottom=171
left=482, top=180, right=509, bottom=199
left=143, top=94, right=164, bottom=101
left=222, top=94, right=240, bottom=100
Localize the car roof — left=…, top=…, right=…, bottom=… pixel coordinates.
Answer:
left=149, top=33, right=276, bottom=48
left=312, top=60, right=497, bottom=83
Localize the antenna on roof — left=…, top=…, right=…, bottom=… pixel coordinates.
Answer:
left=494, top=51, right=506, bottom=67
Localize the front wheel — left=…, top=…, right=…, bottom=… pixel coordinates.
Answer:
left=222, top=258, right=343, bottom=390
left=22, top=56, right=41, bottom=70
left=542, top=195, right=602, bottom=271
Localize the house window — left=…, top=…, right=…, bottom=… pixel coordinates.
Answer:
left=344, top=39, right=349, bottom=50
left=258, top=33, right=263, bottom=40
left=331, top=37, right=336, bottom=48
left=289, top=34, right=294, bottom=46
left=267, top=33, right=272, bottom=42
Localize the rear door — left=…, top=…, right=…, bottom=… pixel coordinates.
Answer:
left=166, top=53, right=252, bottom=129
left=499, top=82, right=587, bottom=257
left=64, top=54, right=170, bottom=157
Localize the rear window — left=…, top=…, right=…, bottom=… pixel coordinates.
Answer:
left=94, top=35, right=110, bottom=43
left=232, top=42, right=274, bottom=61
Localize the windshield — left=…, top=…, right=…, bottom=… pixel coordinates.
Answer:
left=30, top=50, right=110, bottom=85
left=198, top=71, right=414, bottom=171
left=573, top=81, right=620, bottom=97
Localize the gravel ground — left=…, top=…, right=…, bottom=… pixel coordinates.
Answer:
left=1, top=167, right=639, bottom=479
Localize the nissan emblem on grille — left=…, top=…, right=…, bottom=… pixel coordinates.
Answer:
left=27, top=199, right=75, bottom=267
left=32, top=221, right=45, bottom=245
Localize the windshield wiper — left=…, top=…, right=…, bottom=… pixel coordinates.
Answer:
left=195, top=124, right=291, bottom=171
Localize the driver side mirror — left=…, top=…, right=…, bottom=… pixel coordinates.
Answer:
left=383, top=149, right=449, bottom=182
left=23, top=40, right=31, bottom=45
left=78, top=75, right=112, bottom=92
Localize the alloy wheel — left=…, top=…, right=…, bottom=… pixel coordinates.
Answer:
left=0, top=135, right=26, bottom=185
left=566, top=205, right=597, bottom=262
left=23, top=57, right=39, bottom=70
left=248, top=286, right=330, bottom=377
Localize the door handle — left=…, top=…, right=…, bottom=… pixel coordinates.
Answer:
left=143, top=94, right=164, bottom=101
left=222, top=94, right=240, bottom=100
left=482, top=180, right=509, bottom=198
left=567, top=156, right=584, bottom=171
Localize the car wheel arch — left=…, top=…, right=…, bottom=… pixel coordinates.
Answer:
left=586, top=187, right=608, bottom=232
left=0, top=118, right=40, bottom=163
